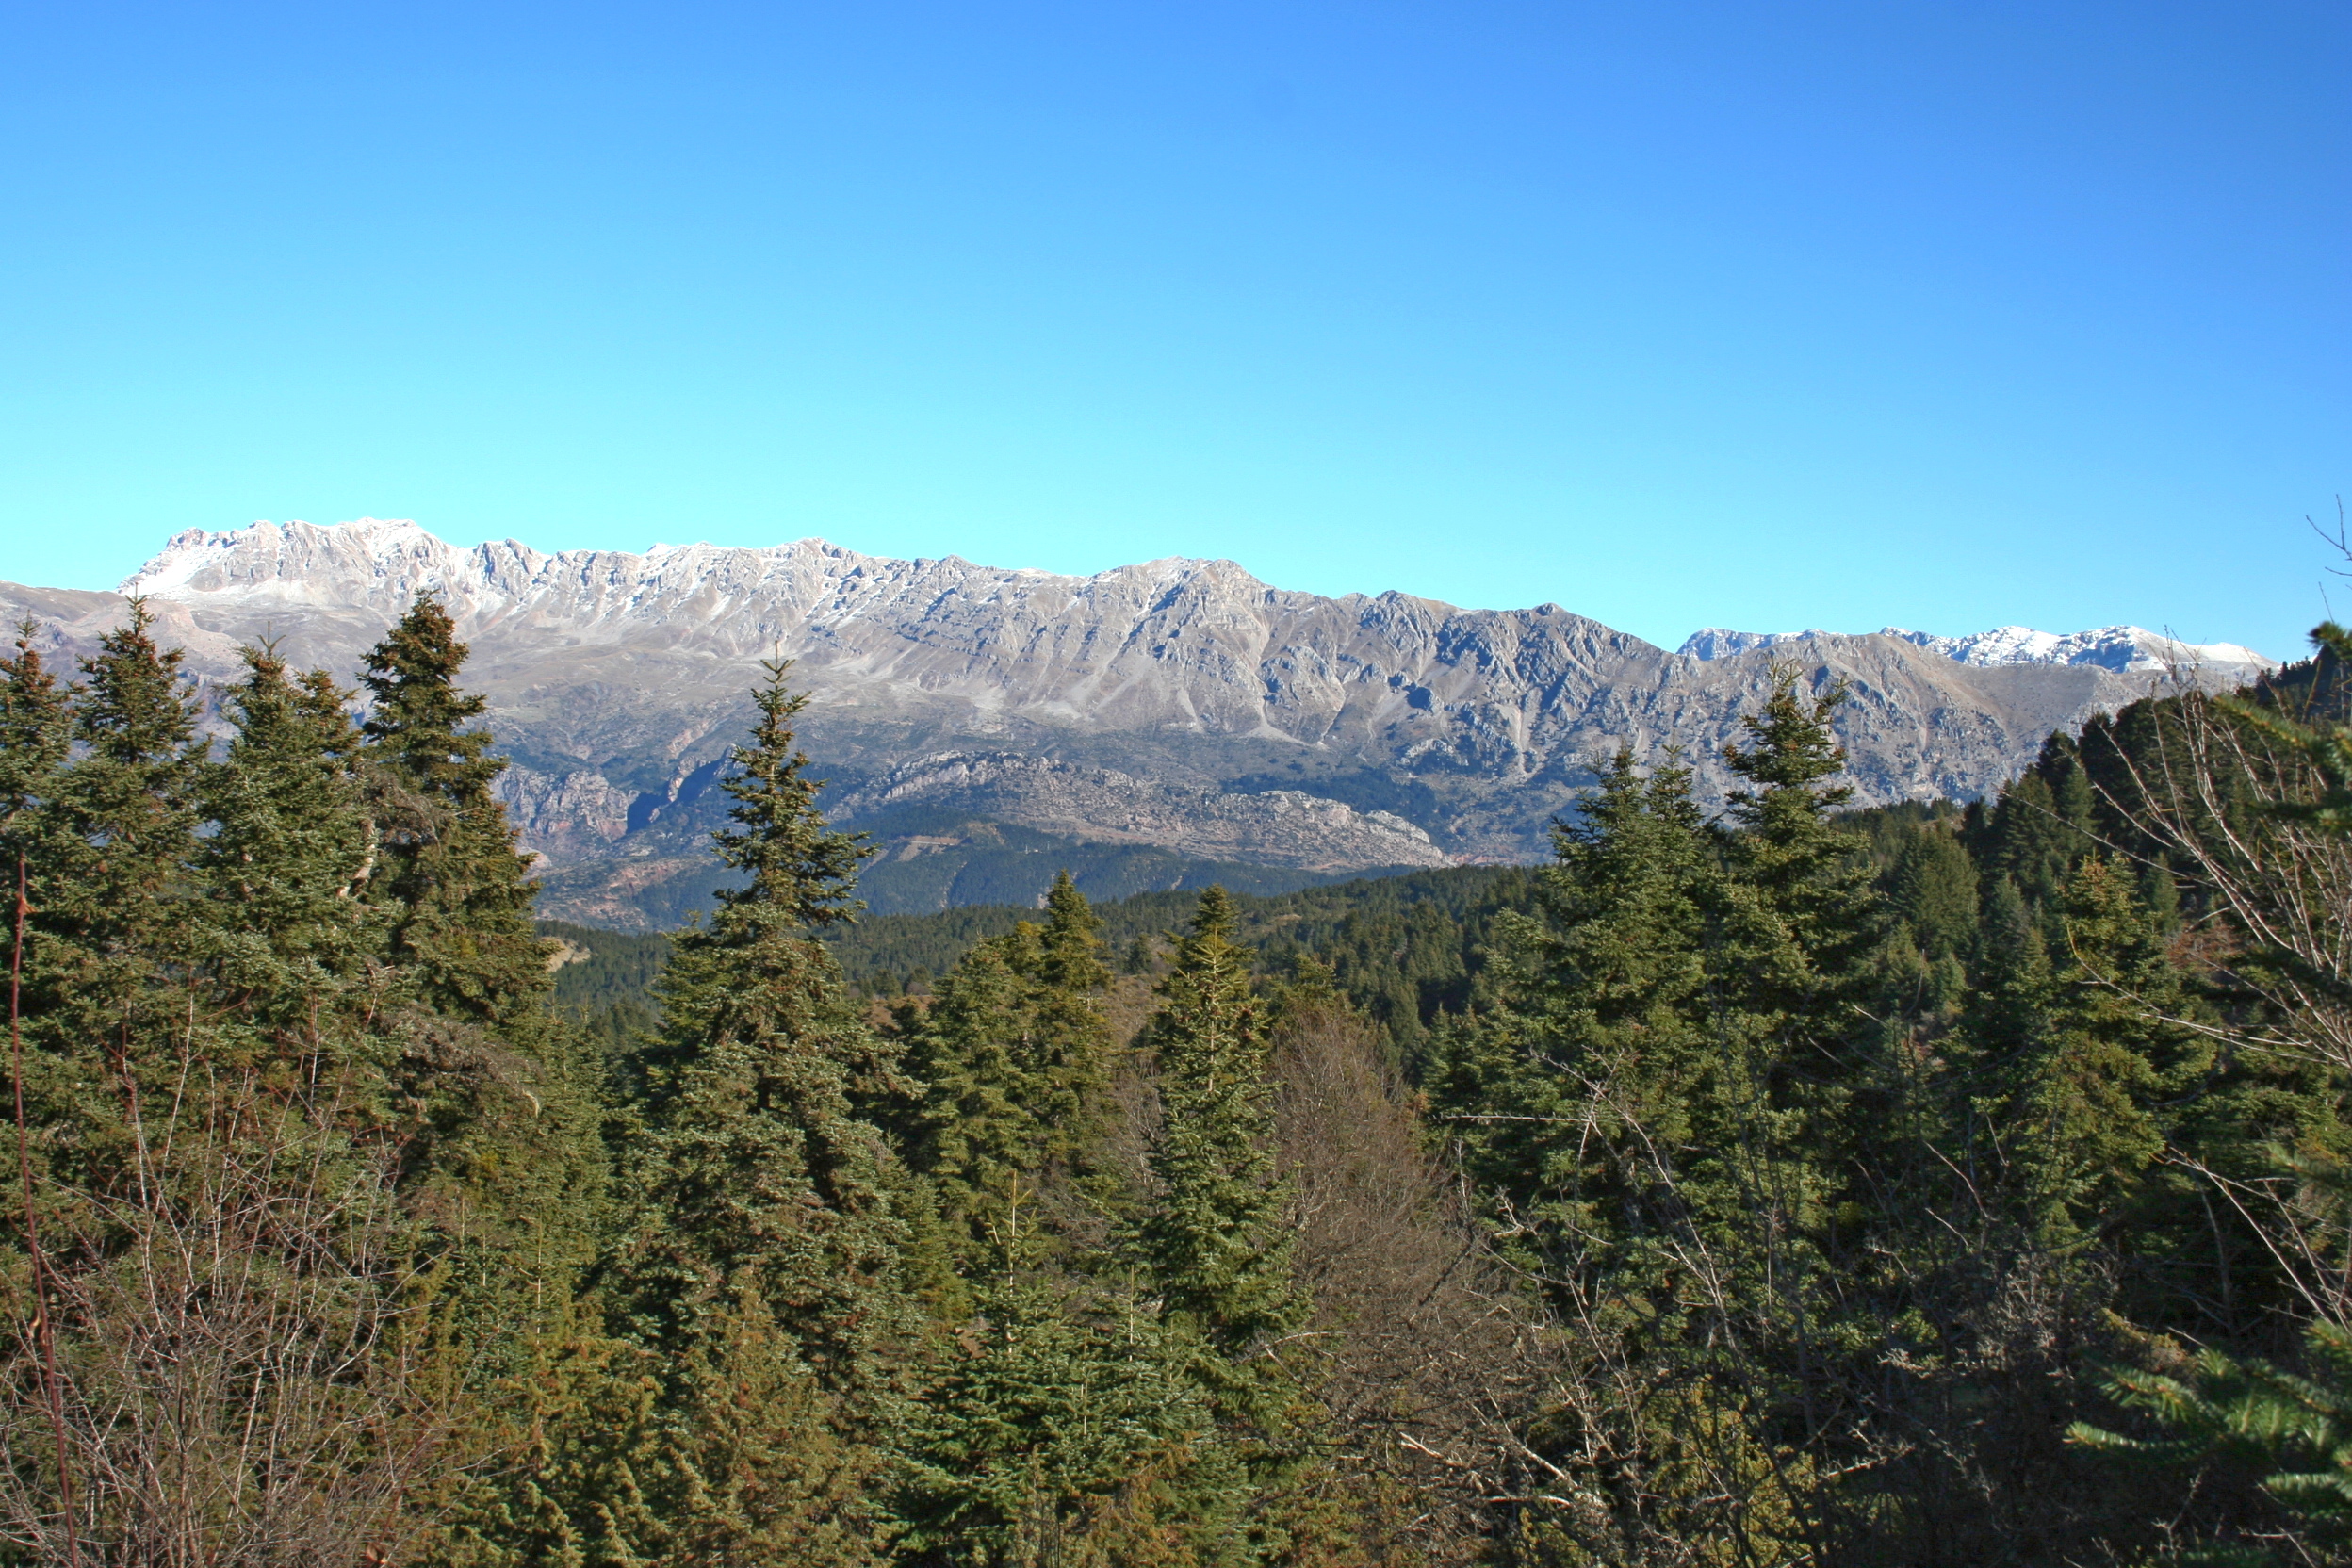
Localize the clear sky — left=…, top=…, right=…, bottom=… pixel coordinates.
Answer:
left=2, top=1, right=2345, bottom=658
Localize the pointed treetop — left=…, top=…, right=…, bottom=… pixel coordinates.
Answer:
left=1035, top=869, right=1110, bottom=995
left=1186, top=884, right=1238, bottom=945
left=76, top=596, right=199, bottom=766
left=0, top=620, right=68, bottom=811
left=706, top=659, right=871, bottom=933
left=359, top=594, right=503, bottom=802
left=1723, top=662, right=1850, bottom=787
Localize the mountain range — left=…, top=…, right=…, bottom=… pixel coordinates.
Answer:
left=0, top=518, right=2275, bottom=927
left=1679, top=623, right=2272, bottom=672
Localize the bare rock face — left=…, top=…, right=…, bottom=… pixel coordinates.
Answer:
left=830, top=752, right=1447, bottom=871
left=0, top=518, right=2267, bottom=923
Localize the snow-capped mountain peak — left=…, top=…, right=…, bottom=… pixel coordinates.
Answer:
left=1679, top=623, right=2273, bottom=675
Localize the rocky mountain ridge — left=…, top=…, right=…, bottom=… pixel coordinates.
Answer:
left=1679, top=622, right=2273, bottom=673
left=0, top=517, right=2273, bottom=926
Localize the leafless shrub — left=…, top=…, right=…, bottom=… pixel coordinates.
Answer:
left=1272, top=1004, right=1563, bottom=1562
left=0, top=1050, right=449, bottom=1566
left=2089, top=667, right=2352, bottom=1328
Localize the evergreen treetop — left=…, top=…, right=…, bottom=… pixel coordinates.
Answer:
left=703, top=657, right=870, bottom=937
left=1136, top=887, right=1305, bottom=1396
left=618, top=659, right=912, bottom=1413
left=358, top=594, right=547, bottom=1029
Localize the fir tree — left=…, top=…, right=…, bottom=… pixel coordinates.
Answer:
left=193, top=646, right=386, bottom=1070
left=894, top=1184, right=1204, bottom=1565
left=1137, top=888, right=1303, bottom=1384
left=1981, top=734, right=2099, bottom=913
left=355, top=597, right=604, bottom=1318
left=358, top=595, right=545, bottom=1028
left=1718, top=664, right=1882, bottom=1012
left=1886, top=822, right=1980, bottom=966
left=1028, top=871, right=1119, bottom=1182
left=48, top=599, right=206, bottom=1026
left=906, top=936, right=1043, bottom=1267
left=1130, top=885, right=1319, bottom=1564
left=2008, top=858, right=2215, bottom=1254
left=904, top=870, right=1120, bottom=1267
left=1429, top=748, right=1723, bottom=1287
left=596, top=659, right=911, bottom=1555
left=0, top=620, right=73, bottom=1050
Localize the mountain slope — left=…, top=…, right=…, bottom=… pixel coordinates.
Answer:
left=0, top=517, right=2265, bottom=926
left=1681, top=622, right=2273, bottom=674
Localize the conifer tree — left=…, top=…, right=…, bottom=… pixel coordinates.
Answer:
left=1029, top=871, right=1119, bottom=1182
left=340, top=597, right=613, bottom=1566
left=906, top=937, right=1043, bottom=1266
left=1430, top=748, right=1722, bottom=1284
left=7, top=601, right=212, bottom=1215
left=905, top=870, right=1120, bottom=1266
left=894, top=1184, right=1204, bottom=1565
left=1979, top=734, right=2099, bottom=913
left=46, top=600, right=206, bottom=1040
left=193, top=646, right=385, bottom=1065
left=1887, top=824, right=1980, bottom=966
left=1707, top=672, right=1908, bottom=1550
left=0, top=620, right=471, bottom=1562
left=1429, top=747, right=1819, bottom=1556
left=1137, top=888, right=1303, bottom=1396
left=358, top=596, right=545, bottom=1027
left=1718, top=665, right=1881, bottom=1009
left=1967, top=876, right=2053, bottom=1062
left=1119, top=888, right=1354, bottom=1560
left=595, top=659, right=911, bottom=1557
left=354, top=599, right=604, bottom=1341
left=0, top=621, right=72, bottom=1037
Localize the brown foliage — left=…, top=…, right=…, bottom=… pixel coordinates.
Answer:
left=1271, top=1003, right=1552, bottom=1564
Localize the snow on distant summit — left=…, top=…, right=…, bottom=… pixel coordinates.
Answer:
left=1678, top=624, right=2273, bottom=675
left=42, top=515, right=2280, bottom=925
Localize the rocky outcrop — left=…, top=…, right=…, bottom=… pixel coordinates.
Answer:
left=0, top=518, right=2272, bottom=923
left=830, top=753, right=1448, bottom=871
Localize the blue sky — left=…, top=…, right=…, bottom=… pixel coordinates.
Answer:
left=2, top=1, right=2344, bottom=657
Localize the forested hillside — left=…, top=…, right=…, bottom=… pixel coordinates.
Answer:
left=4, top=592, right=2349, bottom=1564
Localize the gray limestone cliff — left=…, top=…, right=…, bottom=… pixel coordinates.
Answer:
left=0, top=518, right=2264, bottom=925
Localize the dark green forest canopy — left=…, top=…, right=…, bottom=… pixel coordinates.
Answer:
left=544, top=792, right=2080, bottom=1071
left=547, top=862, right=1540, bottom=1066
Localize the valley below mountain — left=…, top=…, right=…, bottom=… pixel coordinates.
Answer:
left=0, top=518, right=2276, bottom=927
